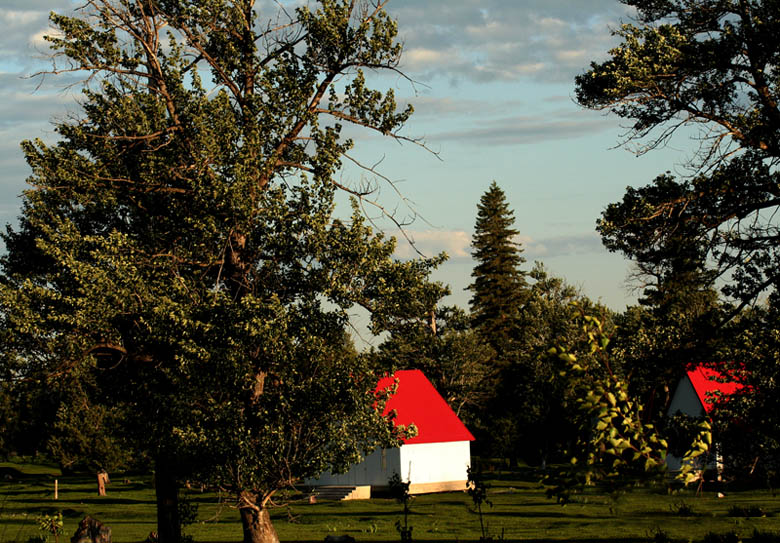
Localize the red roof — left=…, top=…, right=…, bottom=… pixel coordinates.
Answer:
left=687, top=366, right=743, bottom=414
left=376, top=369, right=475, bottom=445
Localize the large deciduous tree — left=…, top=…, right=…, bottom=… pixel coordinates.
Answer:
left=576, top=0, right=780, bottom=313
left=0, top=2, right=442, bottom=542
left=568, top=0, right=780, bottom=492
left=506, top=264, right=604, bottom=467
left=714, top=300, right=780, bottom=486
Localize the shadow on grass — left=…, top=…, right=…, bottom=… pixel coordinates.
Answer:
left=422, top=499, right=470, bottom=507
left=1, top=475, right=94, bottom=486
left=8, top=497, right=155, bottom=506
left=189, top=539, right=657, bottom=543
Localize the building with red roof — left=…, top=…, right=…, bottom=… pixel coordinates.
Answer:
left=307, top=370, right=474, bottom=498
left=668, top=366, right=742, bottom=417
left=666, top=365, right=742, bottom=471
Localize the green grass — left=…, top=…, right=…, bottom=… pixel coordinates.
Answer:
left=2, top=463, right=780, bottom=543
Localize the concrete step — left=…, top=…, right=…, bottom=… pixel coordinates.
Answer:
left=313, top=485, right=369, bottom=501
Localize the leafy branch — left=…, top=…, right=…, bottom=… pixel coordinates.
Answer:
left=546, top=306, right=712, bottom=502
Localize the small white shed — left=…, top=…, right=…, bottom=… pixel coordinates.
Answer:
left=308, top=369, right=474, bottom=496
left=666, top=365, right=741, bottom=471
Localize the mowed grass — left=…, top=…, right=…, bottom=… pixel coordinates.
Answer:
left=2, top=462, right=780, bottom=543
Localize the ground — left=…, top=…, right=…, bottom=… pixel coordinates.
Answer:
left=2, top=461, right=780, bottom=542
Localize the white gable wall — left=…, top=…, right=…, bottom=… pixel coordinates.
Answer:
left=399, top=440, right=471, bottom=486
left=666, top=374, right=718, bottom=472
left=667, top=375, right=705, bottom=418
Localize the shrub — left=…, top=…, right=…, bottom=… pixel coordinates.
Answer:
left=670, top=500, right=696, bottom=516
left=703, top=531, right=741, bottom=543
left=649, top=527, right=673, bottom=543
left=729, top=505, right=767, bottom=517
left=750, top=529, right=780, bottom=543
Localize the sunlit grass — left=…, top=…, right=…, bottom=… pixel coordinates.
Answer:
left=2, top=462, right=780, bottom=542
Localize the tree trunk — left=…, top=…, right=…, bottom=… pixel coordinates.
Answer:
left=155, top=460, right=181, bottom=543
left=240, top=493, right=279, bottom=543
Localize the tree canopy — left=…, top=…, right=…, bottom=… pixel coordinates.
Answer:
left=468, top=181, right=528, bottom=354
left=0, top=1, right=443, bottom=542
left=576, top=0, right=780, bottom=312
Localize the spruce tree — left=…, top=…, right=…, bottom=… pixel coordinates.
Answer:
left=468, top=181, right=528, bottom=357
left=467, top=182, right=530, bottom=460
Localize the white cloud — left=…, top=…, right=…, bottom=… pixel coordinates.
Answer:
left=391, top=229, right=472, bottom=260
left=431, top=107, right=616, bottom=146
left=555, top=50, right=587, bottom=62
left=390, top=229, right=604, bottom=262
left=520, top=232, right=604, bottom=258
left=535, top=16, right=568, bottom=30
left=1, top=10, right=44, bottom=25
left=0, top=3, right=70, bottom=61
left=510, top=62, right=546, bottom=75
left=405, top=48, right=446, bottom=67
left=387, top=0, right=632, bottom=83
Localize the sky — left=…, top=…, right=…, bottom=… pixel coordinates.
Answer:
left=0, top=0, right=699, bottom=314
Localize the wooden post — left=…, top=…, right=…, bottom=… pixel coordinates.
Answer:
left=54, top=479, right=58, bottom=500
left=97, top=470, right=109, bottom=496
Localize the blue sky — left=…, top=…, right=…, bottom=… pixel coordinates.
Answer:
left=0, top=1, right=698, bottom=313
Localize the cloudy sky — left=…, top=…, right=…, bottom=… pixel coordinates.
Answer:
left=0, top=1, right=696, bottom=312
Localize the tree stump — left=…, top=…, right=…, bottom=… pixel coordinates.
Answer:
left=71, top=516, right=111, bottom=543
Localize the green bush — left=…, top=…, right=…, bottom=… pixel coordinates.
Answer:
left=703, top=531, right=740, bottom=543
left=729, top=505, right=767, bottom=517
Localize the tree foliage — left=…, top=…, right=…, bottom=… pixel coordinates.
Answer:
left=468, top=181, right=528, bottom=354
left=0, top=1, right=441, bottom=542
left=713, top=301, right=780, bottom=486
left=495, top=264, right=602, bottom=466
left=374, top=305, right=494, bottom=428
left=546, top=308, right=711, bottom=501
left=577, top=0, right=780, bottom=312
left=466, top=182, right=530, bottom=458
left=46, top=373, right=134, bottom=474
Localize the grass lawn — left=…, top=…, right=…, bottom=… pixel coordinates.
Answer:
left=2, top=462, right=780, bottom=543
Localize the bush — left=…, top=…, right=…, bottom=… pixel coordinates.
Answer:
left=750, top=529, right=780, bottom=543
left=649, top=527, right=673, bottom=543
left=729, top=505, right=767, bottom=517
left=703, top=531, right=740, bottom=543
left=670, top=500, right=696, bottom=516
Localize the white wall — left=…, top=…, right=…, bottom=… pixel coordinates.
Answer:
left=307, top=440, right=471, bottom=488
left=399, top=441, right=471, bottom=485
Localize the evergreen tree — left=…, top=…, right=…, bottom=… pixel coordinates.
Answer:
left=467, top=182, right=530, bottom=459
left=468, top=181, right=528, bottom=357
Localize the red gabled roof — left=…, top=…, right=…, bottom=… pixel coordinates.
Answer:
left=376, top=369, right=475, bottom=445
left=687, top=366, right=743, bottom=414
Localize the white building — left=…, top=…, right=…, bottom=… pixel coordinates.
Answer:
left=666, top=365, right=741, bottom=471
left=308, top=369, right=474, bottom=497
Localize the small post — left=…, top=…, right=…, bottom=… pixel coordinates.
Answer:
left=54, top=479, right=58, bottom=500
left=97, top=470, right=109, bottom=496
